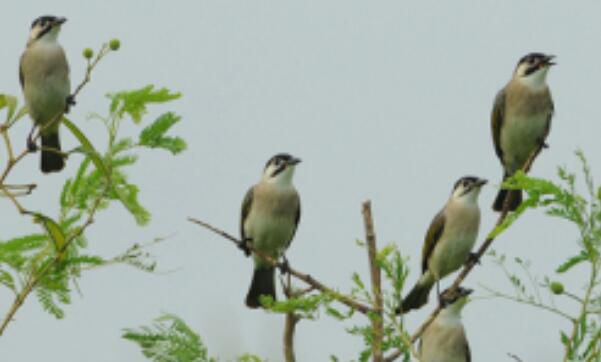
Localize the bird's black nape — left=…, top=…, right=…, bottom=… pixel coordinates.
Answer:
left=31, top=15, right=59, bottom=29
left=264, top=153, right=295, bottom=169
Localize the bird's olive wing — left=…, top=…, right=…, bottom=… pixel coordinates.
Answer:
left=240, top=187, right=254, bottom=242
left=491, top=89, right=506, bottom=165
left=421, top=210, right=446, bottom=273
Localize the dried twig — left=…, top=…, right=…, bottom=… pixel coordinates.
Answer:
left=362, top=201, right=383, bottom=362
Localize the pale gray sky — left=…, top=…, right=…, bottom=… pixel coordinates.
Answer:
left=1, top=1, right=600, bottom=361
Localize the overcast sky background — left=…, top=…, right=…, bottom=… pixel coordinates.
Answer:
left=1, top=1, right=600, bottom=361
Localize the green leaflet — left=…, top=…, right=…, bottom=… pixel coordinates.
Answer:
left=35, top=214, right=66, bottom=252
left=108, top=85, right=181, bottom=124
left=138, top=112, right=187, bottom=154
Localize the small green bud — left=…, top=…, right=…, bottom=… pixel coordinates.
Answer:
left=550, top=281, right=564, bottom=295
left=109, top=39, right=121, bottom=51
left=83, top=48, right=94, bottom=59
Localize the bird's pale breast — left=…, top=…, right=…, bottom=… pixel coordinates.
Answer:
left=21, top=43, right=70, bottom=128
left=429, top=203, right=479, bottom=280
left=501, top=85, right=552, bottom=173
left=244, top=184, right=299, bottom=266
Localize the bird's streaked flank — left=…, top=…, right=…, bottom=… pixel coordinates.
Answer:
left=241, top=153, right=301, bottom=308
left=399, top=176, right=485, bottom=313
left=20, top=15, right=71, bottom=173
left=491, top=52, right=555, bottom=211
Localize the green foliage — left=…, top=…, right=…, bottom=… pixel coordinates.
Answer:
left=124, top=314, right=266, bottom=362
left=123, top=314, right=217, bottom=362
left=139, top=112, right=187, bottom=154
left=108, top=85, right=181, bottom=124
left=488, top=151, right=601, bottom=361
left=0, top=84, right=185, bottom=322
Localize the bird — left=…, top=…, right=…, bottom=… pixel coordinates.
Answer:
left=240, top=153, right=301, bottom=308
left=20, top=15, right=72, bottom=173
left=399, top=176, right=486, bottom=313
left=491, top=52, right=555, bottom=211
left=419, top=287, right=473, bottom=362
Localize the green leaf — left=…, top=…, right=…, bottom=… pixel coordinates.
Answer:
left=556, top=252, right=589, bottom=273
left=35, top=214, right=66, bottom=252
left=0, top=94, right=17, bottom=123
left=138, top=112, right=187, bottom=154
left=112, top=183, right=150, bottom=226
left=0, top=270, right=16, bottom=293
left=62, top=117, right=110, bottom=179
left=108, top=85, right=181, bottom=124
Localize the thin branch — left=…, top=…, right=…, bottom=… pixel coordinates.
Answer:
left=508, top=353, right=524, bottom=362
left=480, top=285, right=575, bottom=322
left=70, top=44, right=111, bottom=103
left=362, top=201, right=383, bottom=362
left=187, top=217, right=374, bottom=315
left=562, top=259, right=598, bottom=361
left=283, top=312, right=299, bottom=362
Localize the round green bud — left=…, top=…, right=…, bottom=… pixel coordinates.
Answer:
left=550, top=281, right=564, bottom=295
left=109, top=39, right=121, bottom=51
left=83, top=48, right=94, bottom=59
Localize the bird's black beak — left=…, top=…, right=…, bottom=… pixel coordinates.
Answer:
left=287, top=157, right=302, bottom=166
left=54, top=17, right=67, bottom=26
left=475, top=178, right=488, bottom=187
left=458, top=287, right=474, bottom=298
left=543, top=54, right=556, bottom=66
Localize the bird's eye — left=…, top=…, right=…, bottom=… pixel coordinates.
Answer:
left=274, top=158, right=281, bottom=166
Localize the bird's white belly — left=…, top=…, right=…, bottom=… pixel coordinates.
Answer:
left=421, top=322, right=468, bottom=362
left=500, top=113, right=548, bottom=173
left=429, top=231, right=476, bottom=280
left=245, top=211, right=294, bottom=265
left=25, top=74, right=69, bottom=125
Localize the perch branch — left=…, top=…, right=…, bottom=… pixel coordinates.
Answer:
left=187, top=217, right=373, bottom=315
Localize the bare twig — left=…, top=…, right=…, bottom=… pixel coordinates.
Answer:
left=283, top=312, right=299, bottom=362
left=508, top=353, right=524, bottom=362
left=71, top=44, right=111, bottom=104
left=362, top=201, right=383, bottom=362
left=480, top=285, right=575, bottom=322
left=187, top=217, right=374, bottom=315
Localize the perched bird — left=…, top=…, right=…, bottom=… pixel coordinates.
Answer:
left=399, top=176, right=486, bottom=313
left=420, top=287, right=473, bottom=362
left=20, top=15, right=72, bottom=173
left=491, top=53, right=555, bottom=211
left=241, top=153, right=301, bottom=308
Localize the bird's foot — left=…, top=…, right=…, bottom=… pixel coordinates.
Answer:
left=26, top=136, right=37, bottom=153
left=278, top=255, right=290, bottom=275
left=467, top=252, right=481, bottom=265
left=65, top=95, right=76, bottom=113
left=239, top=238, right=252, bottom=257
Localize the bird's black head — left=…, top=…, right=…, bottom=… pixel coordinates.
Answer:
left=516, top=52, right=556, bottom=77
left=452, top=176, right=487, bottom=198
left=29, top=15, right=66, bottom=41
left=440, top=287, right=473, bottom=308
left=264, top=153, right=302, bottom=179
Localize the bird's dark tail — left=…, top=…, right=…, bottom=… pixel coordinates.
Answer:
left=41, top=132, right=64, bottom=173
left=493, top=174, right=521, bottom=212
left=398, top=275, right=435, bottom=314
left=245, top=267, right=276, bottom=308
